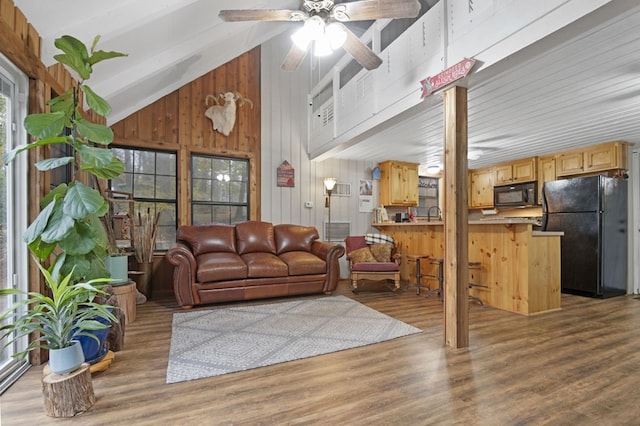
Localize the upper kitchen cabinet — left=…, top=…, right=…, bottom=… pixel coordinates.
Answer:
left=556, top=141, right=628, bottom=176
left=537, top=155, right=557, bottom=202
left=469, top=167, right=495, bottom=209
left=494, top=157, right=537, bottom=185
left=379, top=160, right=419, bottom=206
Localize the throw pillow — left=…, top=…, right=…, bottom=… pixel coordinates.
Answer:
left=369, top=243, right=392, bottom=262
left=349, top=247, right=376, bottom=263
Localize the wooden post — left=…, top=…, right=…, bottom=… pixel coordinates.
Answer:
left=42, top=363, right=95, bottom=417
left=443, top=86, right=470, bottom=348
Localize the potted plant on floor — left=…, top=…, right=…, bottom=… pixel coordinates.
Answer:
left=0, top=255, right=118, bottom=374
left=1, top=34, right=127, bottom=366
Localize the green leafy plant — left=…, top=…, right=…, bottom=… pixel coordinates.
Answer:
left=2, top=35, right=127, bottom=282
left=0, top=254, right=118, bottom=356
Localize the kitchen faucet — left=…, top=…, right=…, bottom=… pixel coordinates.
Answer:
left=427, top=206, right=442, bottom=222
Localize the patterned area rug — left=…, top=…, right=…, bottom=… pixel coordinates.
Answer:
left=166, top=295, right=422, bottom=384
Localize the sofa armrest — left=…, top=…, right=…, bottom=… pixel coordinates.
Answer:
left=165, top=243, right=198, bottom=309
left=311, top=241, right=345, bottom=292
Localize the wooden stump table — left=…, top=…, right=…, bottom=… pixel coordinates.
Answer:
left=110, top=280, right=136, bottom=324
left=42, top=363, right=95, bottom=417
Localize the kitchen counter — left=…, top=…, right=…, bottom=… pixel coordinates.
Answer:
left=374, top=217, right=540, bottom=226
left=373, top=221, right=561, bottom=315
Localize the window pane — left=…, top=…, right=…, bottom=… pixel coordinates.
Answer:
left=192, top=156, right=212, bottom=179
left=156, top=176, right=176, bottom=200
left=156, top=202, right=176, bottom=227
left=212, top=180, right=229, bottom=202
left=192, top=205, right=212, bottom=225
left=111, top=173, right=133, bottom=193
left=229, top=181, right=247, bottom=203
left=230, top=160, right=247, bottom=181
left=193, top=178, right=212, bottom=202
left=135, top=151, right=156, bottom=174
left=133, top=174, right=156, bottom=198
left=157, top=152, right=176, bottom=176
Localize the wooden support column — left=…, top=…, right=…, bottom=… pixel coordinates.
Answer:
left=443, top=86, right=469, bottom=349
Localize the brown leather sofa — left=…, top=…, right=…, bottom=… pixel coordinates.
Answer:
left=165, top=221, right=345, bottom=308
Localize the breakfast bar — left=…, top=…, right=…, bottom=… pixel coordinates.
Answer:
left=373, top=220, right=562, bottom=315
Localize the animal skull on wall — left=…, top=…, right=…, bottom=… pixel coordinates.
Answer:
left=204, top=91, right=253, bottom=136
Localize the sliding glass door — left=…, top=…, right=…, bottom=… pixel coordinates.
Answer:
left=0, top=54, right=29, bottom=394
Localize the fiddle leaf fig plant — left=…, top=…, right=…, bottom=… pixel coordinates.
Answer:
left=2, top=35, right=127, bottom=282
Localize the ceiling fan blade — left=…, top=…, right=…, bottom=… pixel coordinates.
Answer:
left=334, top=0, right=421, bottom=21
left=340, top=24, right=383, bottom=70
left=219, top=9, right=302, bottom=22
left=281, top=44, right=309, bottom=72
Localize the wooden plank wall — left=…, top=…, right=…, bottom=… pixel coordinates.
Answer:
left=111, top=47, right=261, bottom=226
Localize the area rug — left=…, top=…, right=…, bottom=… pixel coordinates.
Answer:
left=166, top=295, right=422, bottom=384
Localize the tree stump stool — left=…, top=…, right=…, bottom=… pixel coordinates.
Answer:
left=42, top=362, right=95, bottom=417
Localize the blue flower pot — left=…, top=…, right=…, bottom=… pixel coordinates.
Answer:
left=77, top=315, right=111, bottom=364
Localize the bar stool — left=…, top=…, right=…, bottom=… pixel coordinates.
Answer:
left=424, top=259, right=488, bottom=306
left=423, top=258, right=444, bottom=299
left=405, top=254, right=432, bottom=295
left=468, top=261, right=488, bottom=307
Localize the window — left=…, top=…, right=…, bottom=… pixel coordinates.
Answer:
left=110, top=148, right=177, bottom=250
left=0, top=54, right=29, bottom=394
left=191, top=155, right=249, bottom=225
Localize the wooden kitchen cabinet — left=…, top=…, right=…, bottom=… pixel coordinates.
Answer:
left=537, top=155, right=557, bottom=203
left=379, top=160, right=419, bottom=206
left=584, top=142, right=627, bottom=172
left=469, top=167, right=494, bottom=208
left=494, top=157, right=537, bottom=185
left=556, top=151, right=584, bottom=176
left=556, top=141, right=628, bottom=176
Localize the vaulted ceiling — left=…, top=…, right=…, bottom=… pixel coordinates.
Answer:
left=13, top=0, right=640, bottom=170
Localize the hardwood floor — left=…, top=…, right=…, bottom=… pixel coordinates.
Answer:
left=2, top=280, right=640, bottom=425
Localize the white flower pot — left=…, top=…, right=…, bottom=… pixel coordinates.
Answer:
left=48, top=341, right=84, bottom=375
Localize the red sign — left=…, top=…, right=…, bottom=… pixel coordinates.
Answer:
left=420, top=58, right=476, bottom=98
left=277, top=160, right=295, bottom=188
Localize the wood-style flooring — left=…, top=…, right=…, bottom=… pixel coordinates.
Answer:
left=2, top=280, right=640, bottom=425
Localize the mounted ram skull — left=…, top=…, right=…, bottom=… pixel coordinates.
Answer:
left=204, top=91, right=253, bottom=136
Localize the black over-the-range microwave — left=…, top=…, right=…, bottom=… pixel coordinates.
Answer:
left=493, top=181, right=538, bottom=207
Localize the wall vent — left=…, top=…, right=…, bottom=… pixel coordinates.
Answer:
left=322, top=103, right=334, bottom=127
left=324, top=221, right=350, bottom=242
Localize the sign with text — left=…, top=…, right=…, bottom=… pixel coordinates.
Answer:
left=277, top=160, right=295, bottom=187
left=420, top=58, right=476, bottom=98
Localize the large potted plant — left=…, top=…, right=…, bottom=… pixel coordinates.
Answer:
left=1, top=35, right=126, bottom=366
left=0, top=255, right=118, bottom=374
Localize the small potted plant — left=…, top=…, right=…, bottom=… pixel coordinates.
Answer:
left=0, top=254, right=117, bottom=374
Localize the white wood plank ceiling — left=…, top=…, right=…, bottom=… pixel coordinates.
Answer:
left=13, top=0, right=640, bottom=170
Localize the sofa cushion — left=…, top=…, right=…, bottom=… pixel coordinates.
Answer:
left=274, top=224, right=319, bottom=255
left=369, top=243, right=393, bottom=262
left=177, top=224, right=236, bottom=256
left=349, top=247, right=376, bottom=263
left=279, top=251, right=326, bottom=275
left=196, top=252, right=247, bottom=283
left=236, top=221, right=277, bottom=255
left=241, top=252, right=288, bottom=277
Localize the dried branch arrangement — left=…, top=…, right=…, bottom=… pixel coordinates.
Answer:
left=132, top=209, right=160, bottom=263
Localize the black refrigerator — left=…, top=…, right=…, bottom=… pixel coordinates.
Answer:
left=542, top=175, right=628, bottom=298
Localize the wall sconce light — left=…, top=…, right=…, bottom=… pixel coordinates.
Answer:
left=323, top=177, right=337, bottom=239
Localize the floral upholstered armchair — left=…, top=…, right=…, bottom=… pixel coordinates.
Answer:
left=344, top=233, right=401, bottom=292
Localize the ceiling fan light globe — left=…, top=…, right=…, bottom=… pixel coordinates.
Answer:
left=292, top=27, right=311, bottom=50
left=325, top=23, right=346, bottom=49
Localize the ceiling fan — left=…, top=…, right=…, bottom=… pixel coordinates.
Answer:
left=219, top=0, right=421, bottom=71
